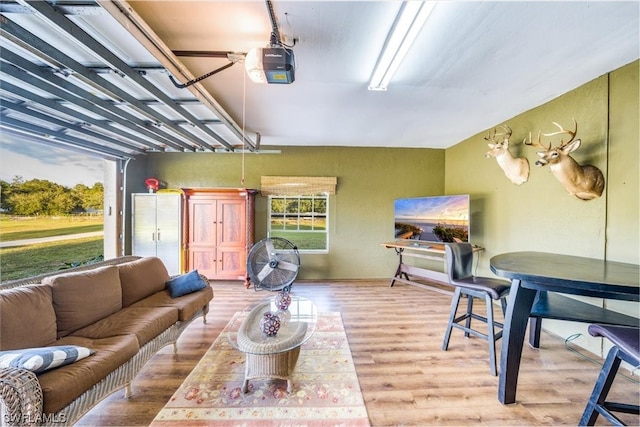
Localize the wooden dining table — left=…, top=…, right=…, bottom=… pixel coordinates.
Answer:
left=489, top=251, right=640, bottom=404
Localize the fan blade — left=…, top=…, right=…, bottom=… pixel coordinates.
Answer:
left=257, top=263, right=274, bottom=282
left=276, top=260, right=299, bottom=272
left=265, top=239, right=277, bottom=261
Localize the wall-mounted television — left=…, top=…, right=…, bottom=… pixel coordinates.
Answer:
left=394, top=194, right=470, bottom=242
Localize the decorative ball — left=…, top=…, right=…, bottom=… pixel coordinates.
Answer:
left=259, top=312, right=281, bottom=337
left=275, top=291, right=292, bottom=310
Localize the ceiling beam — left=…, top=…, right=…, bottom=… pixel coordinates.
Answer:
left=0, top=18, right=206, bottom=152
left=101, top=0, right=257, bottom=151
left=0, top=48, right=195, bottom=152
left=0, top=115, right=131, bottom=159
left=23, top=0, right=237, bottom=151
left=0, top=80, right=167, bottom=153
left=0, top=62, right=184, bottom=152
left=1, top=100, right=146, bottom=154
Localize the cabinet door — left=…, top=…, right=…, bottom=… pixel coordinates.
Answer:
left=188, top=247, right=217, bottom=278
left=217, top=246, right=245, bottom=278
left=155, top=194, right=181, bottom=275
left=217, top=198, right=245, bottom=247
left=132, top=194, right=158, bottom=258
left=189, top=199, right=217, bottom=245
left=216, top=199, right=246, bottom=278
left=187, top=198, right=217, bottom=278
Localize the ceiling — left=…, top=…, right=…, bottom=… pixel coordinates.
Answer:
left=1, top=1, right=638, bottom=160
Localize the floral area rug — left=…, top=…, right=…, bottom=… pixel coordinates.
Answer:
left=151, top=311, right=370, bottom=426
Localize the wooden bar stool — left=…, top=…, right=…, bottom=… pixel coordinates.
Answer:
left=442, top=243, right=511, bottom=376
left=580, top=324, right=640, bottom=426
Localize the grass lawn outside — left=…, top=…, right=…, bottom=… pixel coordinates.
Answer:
left=1, top=237, right=104, bottom=282
left=269, top=231, right=327, bottom=250
left=0, top=216, right=105, bottom=282
left=0, top=215, right=103, bottom=241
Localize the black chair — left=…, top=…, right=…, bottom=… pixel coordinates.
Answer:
left=580, top=324, right=640, bottom=426
left=442, top=243, right=511, bottom=376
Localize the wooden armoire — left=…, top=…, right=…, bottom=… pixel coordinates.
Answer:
left=182, top=188, right=257, bottom=281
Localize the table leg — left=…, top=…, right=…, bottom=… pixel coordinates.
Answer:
left=390, top=248, right=408, bottom=287
left=499, top=279, right=537, bottom=404
left=528, top=291, right=543, bottom=348
left=528, top=318, right=542, bottom=348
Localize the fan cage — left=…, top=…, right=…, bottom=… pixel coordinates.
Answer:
left=247, top=237, right=300, bottom=292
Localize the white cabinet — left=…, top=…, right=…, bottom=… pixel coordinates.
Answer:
left=132, top=193, right=182, bottom=275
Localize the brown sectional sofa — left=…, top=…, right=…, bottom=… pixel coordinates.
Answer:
left=0, top=256, right=213, bottom=426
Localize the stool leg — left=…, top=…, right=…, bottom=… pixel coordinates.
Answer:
left=464, top=294, right=474, bottom=338
left=579, top=346, right=622, bottom=426
left=443, top=287, right=463, bottom=351
left=485, top=294, right=498, bottom=376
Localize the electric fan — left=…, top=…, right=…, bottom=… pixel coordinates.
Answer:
left=247, top=237, right=300, bottom=292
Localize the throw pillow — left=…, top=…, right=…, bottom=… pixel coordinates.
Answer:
left=165, top=270, right=207, bottom=298
left=0, top=345, right=94, bottom=374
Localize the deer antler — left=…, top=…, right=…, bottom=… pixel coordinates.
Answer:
left=485, top=125, right=512, bottom=143
left=542, top=118, right=578, bottom=149
left=523, top=130, right=550, bottom=150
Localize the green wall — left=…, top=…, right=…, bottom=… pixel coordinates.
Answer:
left=446, top=60, right=638, bottom=270
left=125, top=61, right=638, bottom=286
left=126, top=147, right=445, bottom=279
left=444, top=60, right=639, bottom=354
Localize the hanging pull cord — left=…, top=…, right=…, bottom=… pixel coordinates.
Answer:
left=241, top=64, right=246, bottom=185
left=168, top=61, right=235, bottom=89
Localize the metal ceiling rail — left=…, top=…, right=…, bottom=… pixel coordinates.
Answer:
left=0, top=0, right=258, bottom=159
left=0, top=52, right=183, bottom=152
left=0, top=99, right=146, bottom=156
left=0, top=114, right=131, bottom=159
left=22, top=1, right=234, bottom=150
left=0, top=80, right=163, bottom=153
left=101, top=0, right=258, bottom=151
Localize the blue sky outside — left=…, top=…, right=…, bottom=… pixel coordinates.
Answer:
left=0, top=136, right=103, bottom=187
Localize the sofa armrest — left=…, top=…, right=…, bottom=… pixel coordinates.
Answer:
left=0, top=368, right=43, bottom=426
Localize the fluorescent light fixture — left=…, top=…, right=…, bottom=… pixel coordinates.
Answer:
left=368, top=1, right=436, bottom=91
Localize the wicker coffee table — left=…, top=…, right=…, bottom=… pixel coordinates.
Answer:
left=228, top=295, right=317, bottom=393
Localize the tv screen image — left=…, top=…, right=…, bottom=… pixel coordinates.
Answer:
left=394, top=194, right=470, bottom=242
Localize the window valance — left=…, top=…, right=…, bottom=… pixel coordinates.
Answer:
left=260, top=176, right=337, bottom=196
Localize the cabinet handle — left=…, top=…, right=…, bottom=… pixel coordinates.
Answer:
left=157, top=230, right=161, bottom=241
left=152, top=232, right=155, bottom=241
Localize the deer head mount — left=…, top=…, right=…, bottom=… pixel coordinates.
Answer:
left=484, top=125, right=530, bottom=185
left=524, top=119, right=605, bottom=200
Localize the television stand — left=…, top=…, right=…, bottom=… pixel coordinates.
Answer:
left=381, top=240, right=483, bottom=295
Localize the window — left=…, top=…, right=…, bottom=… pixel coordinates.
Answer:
left=268, top=194, right=328, bottom=252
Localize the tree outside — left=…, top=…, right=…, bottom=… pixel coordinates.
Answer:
left=1, top=176, right=103, bottom=215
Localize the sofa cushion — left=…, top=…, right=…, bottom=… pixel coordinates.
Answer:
left=131, top=286, right=213, bottom=322
left=0, top=284, right=57, bottom=350
left=0, top=345, right=94, bottom=374
left=119, top=257, right=170, bottom=307
left=43, top=266, right=122, bottom=338
left=70, top=306, right=178, bottom=347
left=166, top=270, right=208, bottom=298
left=38, top=335, right=139, bottom=415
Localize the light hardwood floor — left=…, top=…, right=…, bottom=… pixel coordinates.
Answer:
left=77, top=280, right=639, bottom=426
